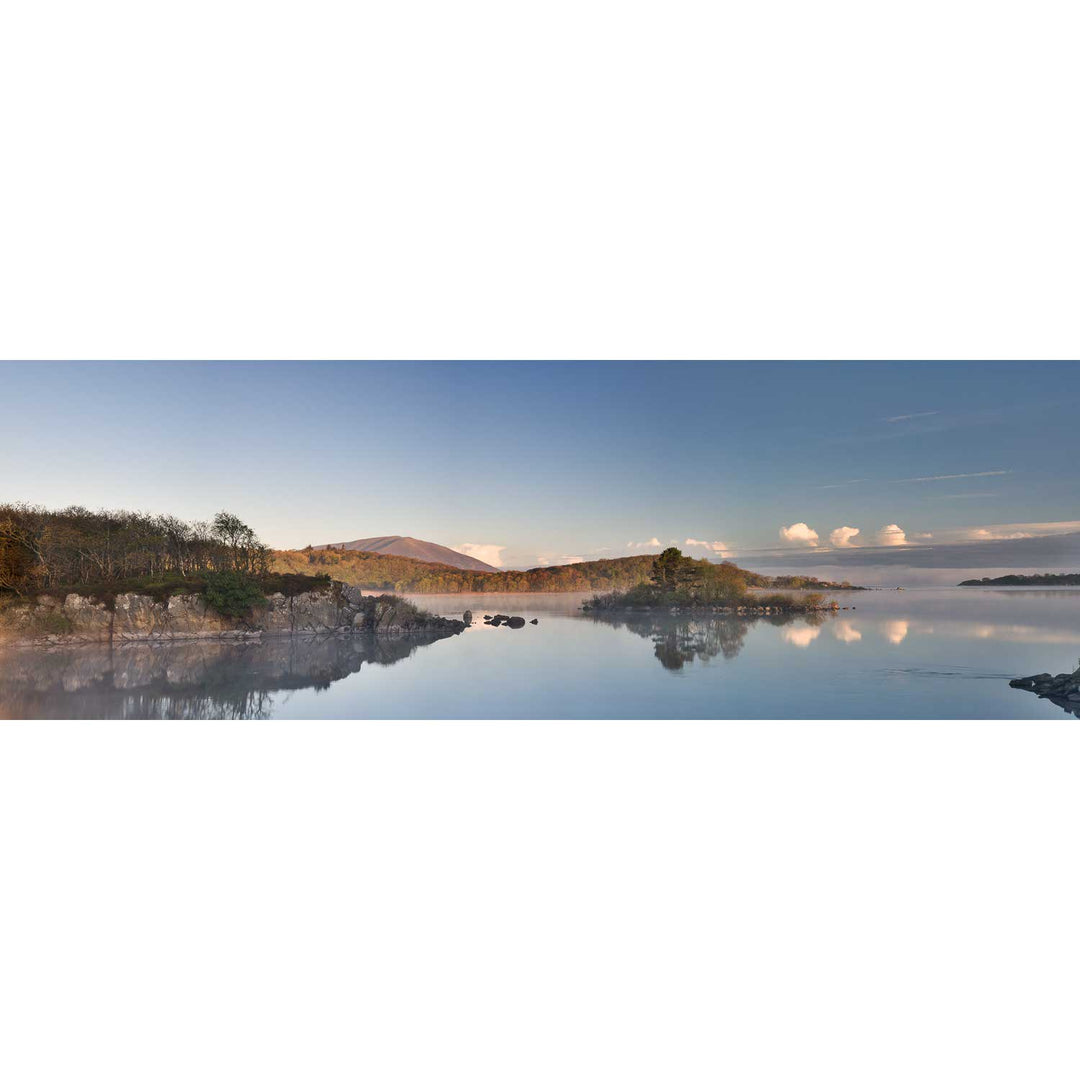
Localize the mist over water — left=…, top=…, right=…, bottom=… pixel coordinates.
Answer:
left=3, top=587, right=1078, bottom=719
left=736, top=565, right=1080, bottom=587
left=0, top=633, right=452, bottom=720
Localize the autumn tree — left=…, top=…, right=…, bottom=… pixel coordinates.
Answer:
left=0, top=504, right=272, bottom=595
left=648, top=547, right=704, bottom=598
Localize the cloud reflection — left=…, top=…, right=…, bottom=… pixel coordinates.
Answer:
left=782, top=624, right=822, bottom=648
left=831, top=620, right=862, bottom=643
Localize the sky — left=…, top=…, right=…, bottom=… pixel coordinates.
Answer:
left=3, top=360, right=1078, bottom=583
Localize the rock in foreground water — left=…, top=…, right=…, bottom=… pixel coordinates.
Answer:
left=1010, top=668, right=1080, bottom=715
left=481, top=613, right=535, bottom=629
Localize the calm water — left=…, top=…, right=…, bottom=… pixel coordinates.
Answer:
left=2, top=588, right=1079, bottom=719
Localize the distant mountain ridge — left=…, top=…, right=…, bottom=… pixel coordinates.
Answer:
left=311, top=535, right=498, bottom=573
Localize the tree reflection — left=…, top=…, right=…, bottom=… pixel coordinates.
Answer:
left=650, top=618, right=750, bottom=670
left=0, top=632, right=456, bottom=719
left=588, top=610, right=829, bottom=671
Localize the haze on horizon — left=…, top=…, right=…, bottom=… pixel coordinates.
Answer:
left=3, top=361, right=1078, bottom=585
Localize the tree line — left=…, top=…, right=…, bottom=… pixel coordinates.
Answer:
left=271, top=547, right=676, bottom=593
left=0, top=504, right=270, bottom=596
left=1, top=503, right=862, bottom=603
left=272, top=545, right=786, bottom=597
left=958, top=573, right=1080, bottom=587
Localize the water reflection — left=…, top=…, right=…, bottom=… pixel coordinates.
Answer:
left=589, top=611, right=829, bottom=670
left=0, top=633, right=453, bottom=720
left=782, top=623, right=822, bottom=649
left=831, top=620, right=862, bottom=643
left=1033, top=694, right=1080, bottom=720
left=5, top=587, right=1080, bottom=719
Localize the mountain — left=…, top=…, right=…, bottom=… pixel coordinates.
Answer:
left=311, top=535, right=498, bottom=573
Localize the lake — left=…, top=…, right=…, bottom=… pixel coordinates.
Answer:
left=2, top=588, right=1079, bottom=719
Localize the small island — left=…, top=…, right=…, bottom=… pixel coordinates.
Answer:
left=583, top=547, right=848, bottom=615
left=958, top=573, right=1080, bottom=587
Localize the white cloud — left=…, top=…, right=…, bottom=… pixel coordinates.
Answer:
left=935, top=520, right=1080, bottom=543
left=829, top=526, right=860, bottom=548
left=877, top=524, right=908, bottom=546
left=627, top=537, right=663, bottom=549
left=882, top=619, right=909, bottom=645
left=685, top=538, right=734, bottom=558
left=967, top=528, right=1034, bottom=541
left=889, top=470, right=1011, bottom=483
left=912, top=532, right=934, bottom=539
left=535, top=553, right=584, bottom=566
left=452, top=543, right=506, bottom=567
left=779, top=522, right=819, bottom=546
left=883, top=411, right=939, bottom=423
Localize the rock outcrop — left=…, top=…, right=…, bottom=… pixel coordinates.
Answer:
left=1010, top=668, right=1080, bottom=717
left=0, top=583, right=463, bottom=647
left=482, top=613, right=532, bottom=629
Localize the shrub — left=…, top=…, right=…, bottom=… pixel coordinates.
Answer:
left=585, top=583, right=660, bottom=610
left=751, top=592, right=825, bottom=611
left=203, top=572, right=269, bottom=620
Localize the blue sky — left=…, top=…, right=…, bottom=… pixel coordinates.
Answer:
left=3, top=361, right=1078, bottom=581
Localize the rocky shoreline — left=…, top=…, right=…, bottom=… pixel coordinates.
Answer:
left=1009, top=668, right=1080, bottom=716
left=0, top=583, right=464, bottom=647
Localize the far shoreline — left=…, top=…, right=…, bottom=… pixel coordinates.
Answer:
left=959, top=573, right=1080, bottom=587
